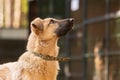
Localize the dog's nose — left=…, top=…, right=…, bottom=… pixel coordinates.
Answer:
left=68, top=18, right=74, bottom=22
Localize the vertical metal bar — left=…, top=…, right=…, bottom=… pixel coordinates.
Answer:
left=49, top=0, right=54, bottom=16
left=82, top=0, right=87, bottom=80
left=38, top=0, right=42, bottom=18
left=64, top=0, right=71, bottom=80
left=65, top=0, right=71, bottom=18
left=105, top=0, right=110, bottom=80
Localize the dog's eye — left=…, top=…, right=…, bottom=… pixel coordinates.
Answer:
left=50, top=19, right=56, bottom=24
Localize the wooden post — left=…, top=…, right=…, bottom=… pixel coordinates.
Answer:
left=13, top=0, right=21, bottom=28
left=0, top=0, right=3, bottom=28
left=4, top=0, right=12, bottom=28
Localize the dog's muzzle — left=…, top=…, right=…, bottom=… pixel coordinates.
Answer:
left=55, top=18, right=74, bottom=37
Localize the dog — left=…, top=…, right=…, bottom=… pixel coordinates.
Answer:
left=0, top=17, right=74, bottom=80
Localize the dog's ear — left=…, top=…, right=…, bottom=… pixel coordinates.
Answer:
left=31, top=18, right=43, bottom=35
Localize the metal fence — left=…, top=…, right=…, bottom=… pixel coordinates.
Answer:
left=63, top=0, right=120, bottom=80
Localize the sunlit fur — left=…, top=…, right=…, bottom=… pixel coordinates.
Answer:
left=0, top=17, right=73, bottom=80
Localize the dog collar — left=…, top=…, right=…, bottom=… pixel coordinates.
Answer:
left=32, top=52, right=71, bottom=61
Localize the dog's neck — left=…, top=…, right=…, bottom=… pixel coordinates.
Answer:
left=27, top=33, right=59, bottom=57
left=35, top=38, right=59, bottom=57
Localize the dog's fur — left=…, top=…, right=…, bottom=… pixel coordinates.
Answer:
left=0, top=18, right=74, bottom=80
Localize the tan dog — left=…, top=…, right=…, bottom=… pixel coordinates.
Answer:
left=0, top=17, right=74, bottom=80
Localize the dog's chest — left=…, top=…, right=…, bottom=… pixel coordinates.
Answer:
left=19, top=52, right=59, bottom=80
left=22, top=61, right=59, bottom=80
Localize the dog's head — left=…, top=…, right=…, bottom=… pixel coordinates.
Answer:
left=31, top=17, right=74, bottom=40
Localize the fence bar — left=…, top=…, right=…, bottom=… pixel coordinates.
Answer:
left=82, top=0, right=88, bottom=80
left=70, top=51, right=120, bottom=60
left=65, top=0, right=71, bottom=18
left=105, top=0, right=110, bottom=80
left=83, top=11, right=120, bottom=25
left=64, top=0, right=71, bottom=80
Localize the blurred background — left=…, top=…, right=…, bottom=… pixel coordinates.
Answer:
left=0, top=0, right=120, bottom=80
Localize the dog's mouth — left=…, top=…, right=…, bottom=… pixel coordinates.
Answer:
left=55, top=18, right=74, bottom=37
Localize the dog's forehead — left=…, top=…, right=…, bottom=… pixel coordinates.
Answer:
left=44, top=18, right=55, bottom=21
